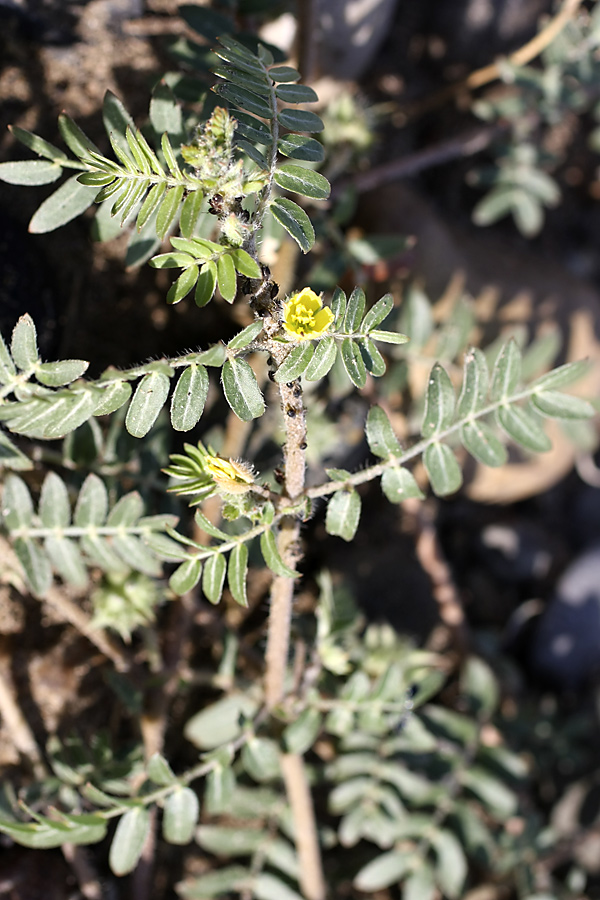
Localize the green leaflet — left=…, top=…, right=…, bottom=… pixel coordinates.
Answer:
left=362, top=293, right=394, bottom=332
left=260, top=529, right=298, bottom=577
left=340, top=338, right=366, bottom=389
left=381, top=467, right=424, bottom=503
left=496, top=404, right=552, bottom=453
left=125, top=371, right=171, bottom=438
left=8, top=125, right=68, bottom=162
left=366, top=406, right=401, bottom=458
left=531, top=390, right=595, bottom=419
left=167, top=265, right=199, bottom=304
left=277, top=134, right=324, bottom=162
left=180, top=188, right=204, bottom=238
left=29, top=174, right=98, bottom=234
left=304, top=335, right=337, bottom=380
left=423, top=442, right=463, bottom=496
left=278, top=108, right=324, bottom=133
left=203, top=553, right=227, bottom=604
left=461, top=421, right=507, bottom=467
left=491, top=339, right=522, bottom=401
left=170, top=365, right=209, bottom=431
left=273, top=165, right=330, bottom=201
left=422, top=363, right=455, bottom=437
left=228, top=543, right=249, bottom=607
left=169, top=557, right=203, bottom=594
left=217, top=252, right=237, bottom=303
left=343, top=287, right=366, bottom=333
left=0, top=160, right=64, bottom=186
left=457, top=347, right=489, bottom=418
left=39, top=471, right=70, bottom=528
left=14, top=538, right=52, bottom=597
left=221, top=358, right=265, bottom=421
left=274, top=343, right=314, bottom=383
left=109, top=807, right=151, bottom=876
left=163, top=788, right=199, bottom=845
left=227, top=321, right=264, bottom=350
left=11, top=314, right=39, bottom=371
left=325, top=489, right=361, bottom=541
left=74, top=473, right=108, bottom=527
left=270, top=198, right=315, bottom=253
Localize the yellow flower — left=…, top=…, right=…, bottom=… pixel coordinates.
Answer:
left=282, top=288, right=334, bottom=341
left=204, top=454, right=255, bottom=494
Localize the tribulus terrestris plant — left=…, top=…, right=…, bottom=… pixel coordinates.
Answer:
left=0, top=15, right=596, bottom=900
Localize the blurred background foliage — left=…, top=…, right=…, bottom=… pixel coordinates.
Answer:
left=2, top=2, right=600, bottom=900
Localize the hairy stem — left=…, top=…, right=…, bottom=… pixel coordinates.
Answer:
left=280, top=753, right=327, bottom=900
left=264, top=340, right=306, bottom=709
left=260, top=336, right=326, bottom=899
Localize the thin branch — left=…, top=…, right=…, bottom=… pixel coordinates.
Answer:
left=280, top=753, right=327, bottom=900
left=305, top=381, right=561, bottom=502
left=263, top=337, right=306, bottom=710
left=404, top=0, right=584, bottom=118
left=338, top=122, right=507, bottom=196
left=43, top=584, right=131, bottom=673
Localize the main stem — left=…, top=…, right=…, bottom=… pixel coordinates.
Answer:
left=264, top=340, right=306, bottom=710
left=263, top=339, right=326, bottom=900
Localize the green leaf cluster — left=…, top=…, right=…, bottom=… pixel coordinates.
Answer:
left=1, top=471, right=178, bottom=596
